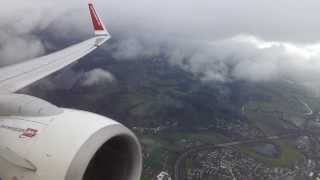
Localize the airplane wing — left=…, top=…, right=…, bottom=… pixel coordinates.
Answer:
left=0, top=0, right=110, bottom=93
left=0, top=2, right=143, bottom=179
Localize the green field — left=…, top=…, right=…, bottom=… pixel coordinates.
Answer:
left=239, top=139, right=304, bottom=168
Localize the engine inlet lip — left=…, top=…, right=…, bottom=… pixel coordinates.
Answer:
left=65, top=124, right=142, bottom=180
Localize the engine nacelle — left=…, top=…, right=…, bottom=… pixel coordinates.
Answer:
left=0, top=95, right=142, bottom=180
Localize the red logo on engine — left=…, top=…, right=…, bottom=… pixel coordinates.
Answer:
left=19, top=128, right=38, bottom=138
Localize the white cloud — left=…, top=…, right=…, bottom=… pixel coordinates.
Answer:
left=81, top=68, right=115, bottom=86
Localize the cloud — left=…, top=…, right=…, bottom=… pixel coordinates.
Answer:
left=0, top=35, right=45, bottom=66
left=81, top=68, right=115, bottom=86
left=0, top=0, right=90, bottom=65
left=2, top=0, right=320, bottom=92
left=109, top=34, right=320, bottom=91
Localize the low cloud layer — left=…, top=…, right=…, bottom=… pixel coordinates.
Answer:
left=2, top=0, right=320, bottom=92
left=110, top=34, right=320, bottom=91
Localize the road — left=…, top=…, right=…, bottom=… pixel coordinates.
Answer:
left=174, top=132, right=303, bottom=180
left=299, top=99, right=313, bottom=115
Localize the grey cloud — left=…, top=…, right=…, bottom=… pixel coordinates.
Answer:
left=0, top=1, right=51, bottom=65
left=109, top=34, right=320, bottom=93
left=2, top=0, right=320, bottom=92
left=111, top=38, right=146, bottom=60
left=0, top=34, right=45, bottom=66
left=0, top=0, right=89, bottom=65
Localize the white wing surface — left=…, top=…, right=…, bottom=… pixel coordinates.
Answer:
left=0, top=0, right=110, bottom=93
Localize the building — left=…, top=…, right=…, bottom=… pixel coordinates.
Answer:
left=157, top=171, right=172, bottom=180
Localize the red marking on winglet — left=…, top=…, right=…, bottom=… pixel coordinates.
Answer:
left=89, top=3, right=104, bottom=31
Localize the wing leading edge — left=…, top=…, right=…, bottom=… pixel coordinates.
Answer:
left=0, top=0, right=110, bottom=93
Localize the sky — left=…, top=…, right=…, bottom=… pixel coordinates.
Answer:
left=2, top=0, right=320, bottom=92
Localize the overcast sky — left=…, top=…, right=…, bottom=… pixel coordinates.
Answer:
left=2, top=0, right=320, bottom=42
left=2, top=0, right=320, bottom=92
left=101, top=0, right=320, bottom=43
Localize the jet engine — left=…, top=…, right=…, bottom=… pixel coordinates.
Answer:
left=0, top=94, right=142, bottom=180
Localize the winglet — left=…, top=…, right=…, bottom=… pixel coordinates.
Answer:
left=88, top=0, right=110, bottom=37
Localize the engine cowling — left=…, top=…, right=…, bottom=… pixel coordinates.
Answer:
left=0, top=94, right=142, bottom=180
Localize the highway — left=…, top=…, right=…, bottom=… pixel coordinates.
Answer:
left=299, top=99, right=313, bottom=115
